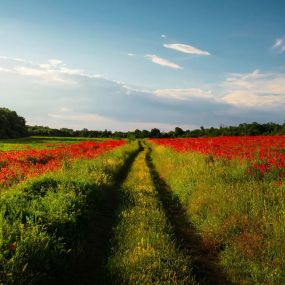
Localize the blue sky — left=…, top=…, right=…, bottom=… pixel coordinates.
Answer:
left=1, top=0, right=285, bottom=130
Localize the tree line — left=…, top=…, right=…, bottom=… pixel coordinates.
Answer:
left=28, top=122, right=285, bottom=139
left=1, top=107, right=285, bottom=139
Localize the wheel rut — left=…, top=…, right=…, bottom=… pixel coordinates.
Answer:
left=62, top=144, right=143, bottom=285
left=62, top=141, right=233, bottom=285
left=146, top=145, right=234, bottom=285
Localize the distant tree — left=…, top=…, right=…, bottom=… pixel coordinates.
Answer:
left=150, top=128, right=161, bottom=138
left=126, top=132, right=136, bottom=140
left=174, top=127, right=184, bottom=137
left=134, top=129, right=143, bottom=138
left=0, top=107, right=27, bottom=138
left=279, top=122, right=285, bottom=135
left=60, top=128, right=74, bottom=137
left=141, top=130, right=150, bottom=138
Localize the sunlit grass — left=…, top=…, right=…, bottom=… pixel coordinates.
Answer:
left=108, top=144, right=195, bottom=285
left=0, top=141, right=138, bottom=284
left=151, top=143, right=285, bottom=285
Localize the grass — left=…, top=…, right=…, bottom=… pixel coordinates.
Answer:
left=0, top=136, right=106, bottom=151
left=4, top=136, right=283, bottom=284
left=107, top=143, right=196, bottom=285
left=150, top=142, right=285, bottom=284
left=0, top=140, right=139, bottom=284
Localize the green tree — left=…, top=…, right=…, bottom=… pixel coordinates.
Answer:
left=0, top=107, right=27, bottom=138
left=150, top=128, right=161, bottom=138
left=174, top=127, right=184, bottom=137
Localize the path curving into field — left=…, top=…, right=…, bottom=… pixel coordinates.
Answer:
left=146, top=144, right=233, bottom=285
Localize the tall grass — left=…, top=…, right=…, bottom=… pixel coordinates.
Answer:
left=108, top=145, right=196, bottom=285
left=0, top=141, right=139, bottom=284
left=150, top=143, right=285, bottom=285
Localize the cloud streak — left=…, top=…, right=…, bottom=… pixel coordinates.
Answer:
left=145, top=54, right=182, bottom=69
left=154, top=88, right=213, bottom=100
left=0, top=57, right=101, bottom=85
left=273, top=38, right=285, bottom=53
left=164, top=43, right=210, bottom=55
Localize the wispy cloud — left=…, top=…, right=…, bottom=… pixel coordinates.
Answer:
left=145, top=54, right=182, bottom=69
left=222, top=70, right=285, bottom=107
left=161, top=34, right=166, bottom=38
left=155, top=88, right=213, bottom=100
left=273, top=38, right=285, bottom=53
left=0, top=57, right=97, bottom=85
left=127, top=53, right=135, bottom=57
left=164, top=43, right=210, bottom=56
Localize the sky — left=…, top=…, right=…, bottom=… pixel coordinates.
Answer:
left=1, top=0, right=285, bottom=131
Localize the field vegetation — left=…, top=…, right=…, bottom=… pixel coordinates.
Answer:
left=107, top=144, right=195, bottom=285
left=0, top=139, right=124, bottom=189
left=0, top=139, right=137, bottom=284
left=150, top=137, right=285, bottom=284
left=1, top=132, right=285, bottom=284
left=0, top=136, right=106, bottom=151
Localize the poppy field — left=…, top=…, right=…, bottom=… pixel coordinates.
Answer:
left=152, top=136, right=285, bottom=180
left=150, top=136, right=285, bottom=284
left=0, top=139, right=125, bottom=189
left=1, top=136, right=285, bottom=284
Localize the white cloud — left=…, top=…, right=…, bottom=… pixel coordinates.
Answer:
left=59, top=106, right=71, bottom=113
left=48, top=59, right=63, bottom=66
left=273, top=38, right=285, bottom=53
left=154, top=88, right=213, bottom=100
left=0, top=57, right=99, bottom=85
left=222, top=70, right=285, bottom=107
left=1, top=55, right=230, bottom=129
left=223, top=92, right=285, bottom=107
left=273, top=38, right=283, bottom=48
left=2, top=55, right=285, bottom=130
left=161, top=34, right=166, bottom=38
left=164, top=43, right=210, bottom=56
left=145, top=54, right=182, bottom=69
left=0, top=67, right=13, bottom=73
left=127, top=53, right=135, bottom=57
left=0, top=56, right=29, bottom=63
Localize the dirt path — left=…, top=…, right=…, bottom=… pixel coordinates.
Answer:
left=146, top=146, right=234, bottom=285
left=106, top=143, right=196, bottom=284
left=62, top=141, right=233, bottom=285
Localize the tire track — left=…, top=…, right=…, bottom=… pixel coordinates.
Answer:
left=146, top=145, right=234, bottom=285
left=62, top=143, right=143, bottom=285
left=107, top=142, right=196, bottom=284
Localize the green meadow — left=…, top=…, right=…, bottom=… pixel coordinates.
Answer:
left=0, top=138, right=285, bottom=284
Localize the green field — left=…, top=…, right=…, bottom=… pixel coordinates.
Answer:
left=1, top=138, right=285, bottom=284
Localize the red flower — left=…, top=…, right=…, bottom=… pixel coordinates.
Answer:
left=0, top=140, right=125, bottom=189
left=150, top=136, right=285, bottom=178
